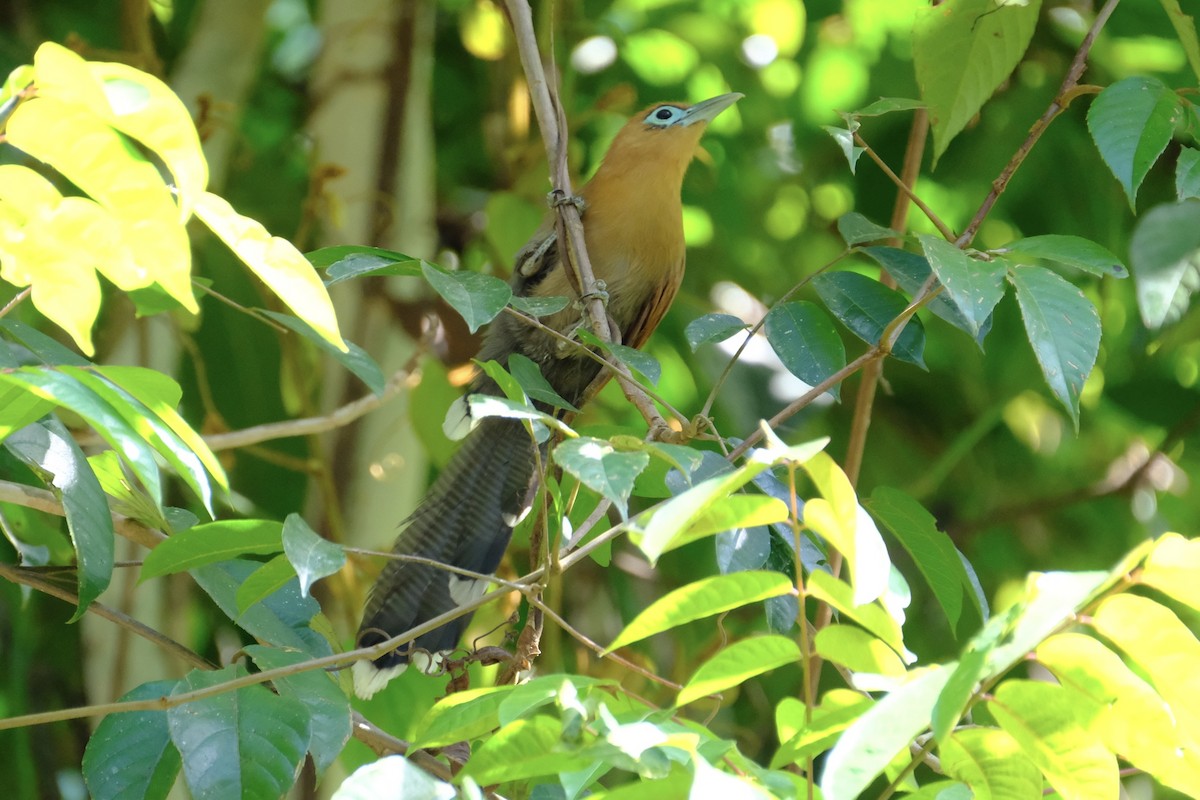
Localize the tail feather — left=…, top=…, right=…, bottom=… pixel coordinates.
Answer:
left=355, top=417, right=538, bottom=697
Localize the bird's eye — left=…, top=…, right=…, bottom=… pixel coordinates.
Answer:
left=655, top=108, right=673, bottom=120
left=646, top=106, right=683, bottom=127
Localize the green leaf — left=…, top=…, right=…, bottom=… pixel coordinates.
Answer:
left=813, top=271, right=926, bottom=368
left=764, top=301, right=846, bottom=398
left=913, top=0, right=1042, bottom=163
left=308, top=246, right=424, bottom=285
left=804, top=570, right=908, bottom=661
left=865, top=487, right=977, bottom=632
left=554, top=437, right=649, bottom=518
left=814, top=624, right=906, bottom=676
left=234, top=553, right=295, bottom=614
left=606, top=571, right=794, bottom=652
left=773, top=690, right=875, bottom=768
left=1161, top=0, right=1200, bottom=82
left=898, top=782, right=973, bottom=800
left=677, top=635, right=802, bottom=707
left=1129, top=199, right=1200, bottom=329
left=862, top=246, right=991, bottom=345
left=508, top=353, right=579, bottom=411
left=851, top=98, right=924, bottom=118
left=5, top=419, right=112, bottom=618
left=989, top=680, right=1118, bottom=800
left=245, top=645, right=352, bottom=777
left=466, top=394, right=569, bottom=439
left=1, top=366, right=164, bottom=504
left=462, top=716, right=595, bottom=785
left=685, top=313, right=749, bottom=351
left=999, top=235, right=1128, bottom=279
left=262, top=311, right=385, bottom=395
left=0, top=318, right=91, bottom=366
left=578, top=329, right=663, bottom=385
left=93, top=365, right=228, bottom=502
left=496, top=674, right=613, bottom=726
left=1178, top=146, right=1200, bottom=200
left=634, top=457, right=777, bottom=565
left=0, top=383, right=54, bottom=443
left=509, top=294, right=570, bottom=317
left=422, top=262, right=512, bottom=333
left=1008, top=265, right=1101, bottom=428
left=1092, top=593, right=1200, bottom=746
left=939, top=726, right=1042, bottom=800
left=1141, top=532, right=1200, bottom=611
left=823, top=121, right=864, bottom=173
left=193, top=559, right=328, bottom=656
left=140, top=519, right=284, bottom=580
left=412, top=686, right=512, bottom=748
left=82, top=680, right=182, bottom=800
left=332, top=756, right=456, bottom=800
left=821, top=665, right=953, bottom=799
left=281, top=513, right=344, bottom=598
left=919, top=234, right=1006, bottom=337
left=194, top=191, right=345, bottom=351
left=168, top=666, right=311, bottom=800
left=837, top=212, right=898, bottom=246
left=1087, top=76, right=1182, bottom=208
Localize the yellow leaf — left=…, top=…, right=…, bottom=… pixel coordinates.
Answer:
left=194, top=192, right=345, bottom=351
left=31, top=42, right=111, bottom=119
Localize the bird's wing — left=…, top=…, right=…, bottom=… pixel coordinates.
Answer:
left=620, top=257, right=685, bottom=350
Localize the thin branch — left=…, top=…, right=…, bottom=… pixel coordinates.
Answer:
left=854, top=127, right=953, bottom=242
left=957, top=0, right=1121, bottom=246
left=0, top=479, right=165, bottom=549
left=0, top=287, right=31, bottom=319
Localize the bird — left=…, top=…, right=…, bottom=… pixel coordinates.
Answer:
left=353, top=92, right=743, bottom=699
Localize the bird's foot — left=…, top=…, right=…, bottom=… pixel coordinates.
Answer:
left=547, top=189, right=587, bottom=213
left=577, top=279, right=609, bottom=308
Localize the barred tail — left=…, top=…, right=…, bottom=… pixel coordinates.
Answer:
left=353, top=417, right=538, bottom=698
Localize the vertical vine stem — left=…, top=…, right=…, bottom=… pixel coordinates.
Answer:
left=501, top=0, right=669, bottom=433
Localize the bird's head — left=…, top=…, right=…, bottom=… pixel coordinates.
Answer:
left=597, top=92, right=743, bottom=179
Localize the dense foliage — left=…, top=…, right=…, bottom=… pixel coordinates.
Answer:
left=2, top=1, right=1200, bottom=798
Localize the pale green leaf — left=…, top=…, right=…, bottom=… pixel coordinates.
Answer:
left=685, top=313, right=749, bottom=351
left=281, top=513, right=345, bottom=598
left=555, top=437, right=649, bottom=518
left=914, top=0, right=1042, bottom=162
left=677, top=635, right=802, bottom=707
left=1140, top=531, right=1200, bottom=610
left=412, top=686, right=512, bottom=749
left=421, top=262, right=512, bottom=334
left=999, top=235, right=1128, bottom=279
left=234, top=554, right=295, bottom=615
left=814, top=624, right=906, bottom=676
left=804, top=570, right=908, bottom=661
left=989, top=680, right=1118, bottom=800
left=332, top=756, right=455, bottom=800
left=461, top=716, right=594, bottom=785
left=1129, top=199, right=1200, bottom=330
left=821, top=665, right=953, bottom=799
left=606, top=571, right=793, bottom=652
left=939, top=726, right=1041, bottom=800
left=141, top=520, right=283, bottom=580
left=772, top=690, right=874, bottom=768
left=194, top=191, right=345, bottom=351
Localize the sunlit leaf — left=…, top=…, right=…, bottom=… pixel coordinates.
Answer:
left=554, top=437, right=649, bottom=518
left=234, top=554, right=295, bottom=614
left=281, top=513, right=344, bottom=598
left=141, top=520, right=283, bottom=580
left=606, top=571, right=793, bottom=652
left=939, top=726, right=1042, bottom=800
left=772, top=690, right=874, bottom=768
left=821, top=665, right=952, bottom=799
left=914, top=0, right=1041, bottom=162
left=1140, top=531, right=1200, bottom=610
left=332, top=756, right=456, bottom=800
left=804, top=571, right=908, bottom=660
left=195, top=191, right=345, bottom=351
left=919, top=234, right=1005, bottom=337
left=462, top=716, right=594, bottom=785
left=412, top=686, right=511, bottom=749
left=988, top=680, right=1118, bottom=800
left=814, top=624, right=905, bottom=676
left=677, top=635, right=801, bottom=707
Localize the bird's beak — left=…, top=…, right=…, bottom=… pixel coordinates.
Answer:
left=680, top=92, right=744, bottom=126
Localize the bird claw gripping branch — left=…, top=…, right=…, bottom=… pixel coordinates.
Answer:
left=354, top=92, right=743, bottom=699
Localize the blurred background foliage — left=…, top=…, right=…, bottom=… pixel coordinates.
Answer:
left=1, top=0, right=1197, bottom=797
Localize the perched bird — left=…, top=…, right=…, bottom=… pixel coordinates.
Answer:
left=354, top=92, right=742, bottom=698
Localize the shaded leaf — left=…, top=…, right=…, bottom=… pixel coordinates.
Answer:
left=1008, top=265, right=1100, bottom=428
left=82, top=680, right=182, bottom=800
left=168, top=667, right=310, bottom=800
left=1178, top=146, right=1200, bottom=200
left=999, top=235, right=1128, bottom=279
left=262, top=311, right=385, bottom=395
left=192, top=559, right=328, bottom=656
left=140, top=519, right=283, bottom=580
left=281, top=513, right=345, bottom=598
left=1087, top=76, right=1182, bottom=208
left=1129, top=199, right=1200, bottom=329
left=5, top=419, right=112, bottom=618
left=851, top=98, right=924, bottom=117
left=919, top=234, right=1005, bottom=337
left=837, top=212, right=898, bottom=246
left=862, top=246, right=991, bottom=345
left=234, top=553, right=295, bottom=614
left=508, top=353, right=578, bottom=411
left=813, top=271, right=926, bottom=367
left=509, top=295, right=570, bottom=317
left=422, top=262, right=511, bottom=333
left=308, top=246, right=424, bottom=285
left=764, top=301, right=845, bottom=398
left=554, top=437, right=649, bottom=518
left=685, top=313, right=749, bottom=350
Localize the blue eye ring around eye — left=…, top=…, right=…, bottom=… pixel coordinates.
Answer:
left=655, top=108, right=673, bottom=120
